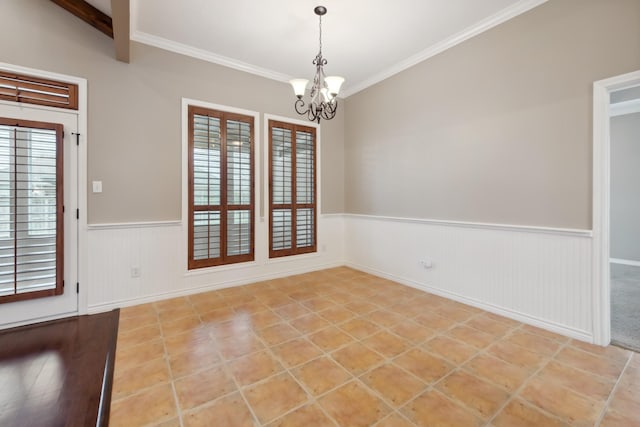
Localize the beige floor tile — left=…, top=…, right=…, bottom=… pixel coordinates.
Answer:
left=274, top=302, right=311, bottom=320
left=182, top=392, right=254, bottom=427
left=113, top=357, right=170, bottom=400
left=503, top=330, right=561, bottom=356
left=217, top=332, right=266, bottom=360
left=160, top=315, right=202, bottom=337
left=331, top=342, right=385, bottom=375
left=111, top=269, right=640, bottom=427
left=401, top=390, right=482, bottom=427
left=465, top=314, right=514, bottom=337
left=290, top=313, right=331, bottom=334
left=267, top=403, right=336, bottom=427
left=424, top=336, right=478, bottom=365
left=339, top=318, right=379, bottom=340
left=319, top=381, right=391, bottom=427
left=229, top=350, right=283, bottom=386
left=492, top=399, right=570, bottom=427
left=308, top=326, right=354, bottom=352
left=519, top=377, right=603, bottom=425
left=487, top=340, right=548, bottom=370
left=361, top=364, right=426, bottom=408
left=115, top=339, right=166, bottom=372
left=535, top=360, right=616, bottom=401
left=376, top=413, right=416, bottom=427
left=271, top=337, right=323, bottom=368
left=599, top=409, right=640, bottom=426
left=117, top=323, right=162, bottom=348
left=436, top=370, right=509, bottom=420
left=168, top=346, right=221, bottom=378
left=363, top=310, right=405, bottom=328
left=293, top=356, right=352, bottom=396
left=463, top=353, right=531, bottom=392
left=362, top=331, right=410, bottom=358
left=243, top=372, right=309, bottom=424
left=258, top=323, right=301, bottom=346
left=446, top=325, right=496, bottom=349
left=555, top=346, right=627, bottom=381
left=393, top=347, right=454, bottom=384
left=390, top=320, right=436, bottom=343
left=110, top=384, right=177, bottom=427
left=174, top=365, right=237, bottom=410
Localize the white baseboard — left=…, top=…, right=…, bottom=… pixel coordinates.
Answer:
left=610, top=258, right=640, bottom=267
left=87, top=261, right=343, bottom=314
left=346, top=261, right=594, bottom=344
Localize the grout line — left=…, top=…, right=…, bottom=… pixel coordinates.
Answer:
left=484, top=338, right=572, bottom=426
left=594, top=351, right=634, bottom=427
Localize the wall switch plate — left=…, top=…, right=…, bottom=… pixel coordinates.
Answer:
left=131, top=266, right=140, bottom=278
left=92, top=181, right=102, bottom=193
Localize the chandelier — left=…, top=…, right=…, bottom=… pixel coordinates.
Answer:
left=290, top=6, right=344, bottom=123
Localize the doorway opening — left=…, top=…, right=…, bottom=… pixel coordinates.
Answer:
left=592, top=70, right=640, bottom=348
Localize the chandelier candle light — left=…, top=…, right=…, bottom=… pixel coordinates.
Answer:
left=290, top=6, right=344, bottom=123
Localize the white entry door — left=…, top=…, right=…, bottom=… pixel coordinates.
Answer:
left=0, top=103, right=78, bottom=328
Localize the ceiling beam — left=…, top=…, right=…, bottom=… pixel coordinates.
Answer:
left=111, top=0, right=130, bottom=63
left=50, top=0, right=113, bottom=39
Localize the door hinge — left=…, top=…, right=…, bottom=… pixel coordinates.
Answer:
left=76, top=209, right=79, bottom=219
left=63, top=280, right=65, bottom=288
left=76, top=282, right=79, bottom=294
left=63, top=205, right=65, bottom=213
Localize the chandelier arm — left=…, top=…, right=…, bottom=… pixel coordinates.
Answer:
left=294, top=98, right=308, bottom=115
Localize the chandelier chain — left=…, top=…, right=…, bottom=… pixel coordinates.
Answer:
left=318, top=14, right=323, bottom=55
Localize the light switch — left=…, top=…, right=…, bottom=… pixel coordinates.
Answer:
left=92, top=181, right=102, bottom=193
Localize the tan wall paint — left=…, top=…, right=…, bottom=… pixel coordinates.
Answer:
left=344, top=0, right=640, bottom=229
left=0, top=0, right=345, bottom=223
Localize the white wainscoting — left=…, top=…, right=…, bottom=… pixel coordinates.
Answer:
left=343, top=214, right=595, bottom=342
left=87, top=215, right=345, bottom=312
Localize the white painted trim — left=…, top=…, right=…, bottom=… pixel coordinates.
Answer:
left=610, top=98, right=640, bottom=117
left=592, top=70, right=640, bottom=346
left=610, top=258, right=640, bottom=267
left=341, top=0, right=549, bottom=97
left=180, top=98, right=261, bottom=275
left=87, top=220, right=182, bottom=230
left=131, top=31, right=292, bottom=84
left=129, top=2, right=546, bottom=99
left=87, top=261, right=343, bottom=314
left=343, top=213, right=592, bottom=237
left=346, top=262, right=593, bottom=343
left=0, top=62, right=88, bottom=317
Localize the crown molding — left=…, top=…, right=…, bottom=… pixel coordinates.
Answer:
left=130, top=30, right=293, bottom=84
left=341, top=0, right=549, bottom=97
left=130, top=0, right=548, bottom=98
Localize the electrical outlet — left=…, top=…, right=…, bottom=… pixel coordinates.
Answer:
left=131, top=266, right=141, bottom=278
left=419, top=259, right=433, bottom=269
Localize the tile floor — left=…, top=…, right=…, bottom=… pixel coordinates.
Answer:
left=110, top=267, right=640, bottom=427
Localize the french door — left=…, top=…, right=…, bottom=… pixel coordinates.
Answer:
left=0, top=103, right=78, bottom=328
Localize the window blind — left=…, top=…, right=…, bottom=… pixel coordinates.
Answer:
left=269, top=120, right=316, bottom=258
left=188, top=106, right=254, bottom=269
left=0, top=71, right=78, bottom=110
left=0, top=118, right=63, bottom=303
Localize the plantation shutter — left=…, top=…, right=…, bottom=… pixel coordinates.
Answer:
left=0, top=118, right=63, bottom=303
left=0, top=71, right=78, bottom=110
left=188, top=106, right=254, bottom=269
left=269, top=120, right=316, bottom=258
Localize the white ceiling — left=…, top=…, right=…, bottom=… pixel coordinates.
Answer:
left=87, top=0, right=547, bottom=97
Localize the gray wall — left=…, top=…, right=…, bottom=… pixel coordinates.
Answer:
left=344, top=0, right=640, bottom=229
left=611, top=112, right=640, bottom=262
left=0, top=0, right=345, bottom=223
